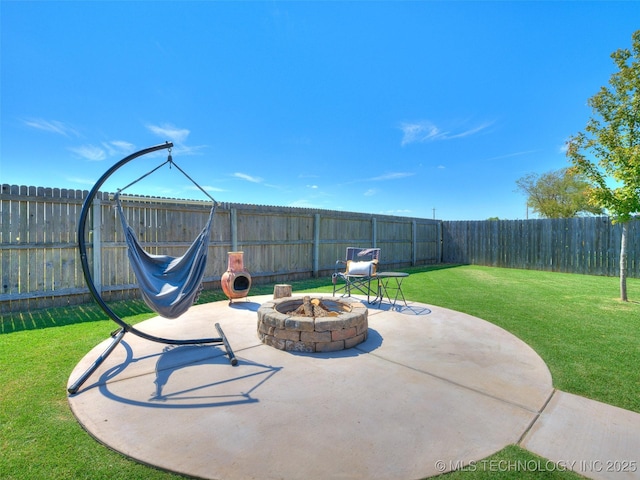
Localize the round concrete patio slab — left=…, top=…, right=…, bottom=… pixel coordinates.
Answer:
left=68, top=294, right=554, bottom=480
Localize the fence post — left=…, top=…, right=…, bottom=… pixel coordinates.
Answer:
left=230, top=207, right=238, bottom=251
left=412, top=220, right=417, bottom=266
left=372, top=217, right=377, bottom=247
left=437, top=221, right=443, bottom=263
left=92, top=198, right=102, bottom=294
left=313, top=213, right=320, bottom=277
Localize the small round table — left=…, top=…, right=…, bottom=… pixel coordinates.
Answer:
left=373, top=272, right=409, bottom=309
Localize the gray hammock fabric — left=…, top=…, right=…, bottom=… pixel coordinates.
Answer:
left=114, top=193, right=215, bottom=319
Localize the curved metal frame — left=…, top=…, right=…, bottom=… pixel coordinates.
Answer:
left=69, top=142, right=236, bottom=395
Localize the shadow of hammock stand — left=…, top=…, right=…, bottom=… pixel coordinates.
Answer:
left=68, top=142, right=237, bottom=395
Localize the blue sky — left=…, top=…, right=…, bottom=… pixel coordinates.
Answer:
left=2, top=1, right=638, bottom=220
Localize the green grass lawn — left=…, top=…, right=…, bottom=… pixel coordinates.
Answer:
left=2, top=264, right=637, bottom=479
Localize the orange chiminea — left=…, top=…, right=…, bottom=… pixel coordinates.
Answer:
left=221, top=251, right=252, bottom=302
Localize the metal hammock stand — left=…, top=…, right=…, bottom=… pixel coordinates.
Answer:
left=68, top=142, right=237, bottom=395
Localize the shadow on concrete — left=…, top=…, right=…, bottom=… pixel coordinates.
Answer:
left=84, top=342, right=282, bottom=409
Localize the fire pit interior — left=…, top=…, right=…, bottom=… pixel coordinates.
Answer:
left=257, top=295, right=368, bottom=352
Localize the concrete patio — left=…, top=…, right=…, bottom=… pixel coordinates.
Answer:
left=68, top=294, right=640, bottom=480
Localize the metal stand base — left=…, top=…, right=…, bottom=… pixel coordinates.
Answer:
left=68, top=322, right=237, bottom=395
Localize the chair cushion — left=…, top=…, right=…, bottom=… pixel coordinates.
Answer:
left=346, top=259, right=378, bottom=276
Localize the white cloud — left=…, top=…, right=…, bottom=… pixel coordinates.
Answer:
left=400, top=120, right=492, bottom=146
left=23, top=118, right=79, bottom=137
left=146, top=123, right=190, bottom=144
left=145, top=124, right=207, bottom=156
left=233, top=172, right=263, bottom=183
left=364, top=189, right=377, bottom=196
left=174, top=144, right=207, bottom=156
left=446, top=122, right=493, bottom=140
left=369, top=172, right=415, bottom=181
left=400, top=121, right=443, bottom=145
left=102, top=140, right=135, bottom=157
left=68, top=145, right=106, bottom=161
left=69, top=140, right=138, bottom=162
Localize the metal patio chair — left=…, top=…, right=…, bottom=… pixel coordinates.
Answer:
left=332, top=247, right=381, bottom=302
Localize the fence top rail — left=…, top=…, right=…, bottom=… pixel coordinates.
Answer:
left=109, top=193, right=213, bottom=207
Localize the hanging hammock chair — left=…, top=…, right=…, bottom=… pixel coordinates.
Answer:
left=69, top=142, right=237, bottom=395
left=113, top=189, right=214, bottom=319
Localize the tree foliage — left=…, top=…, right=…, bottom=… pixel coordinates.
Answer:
left=567, top=29, right=640, bottom=301
left=515, top=168, right=603, bottom=218
left=567, top=30, right=640, bottom=222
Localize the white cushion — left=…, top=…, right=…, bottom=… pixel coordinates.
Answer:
left=347, top=260, right=377, bottom=276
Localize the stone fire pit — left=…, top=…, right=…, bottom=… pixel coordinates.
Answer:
left=257, top=296, right=368, bottom=353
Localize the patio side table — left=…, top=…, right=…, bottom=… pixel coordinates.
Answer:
left=374, top=272, right=409, bottom=309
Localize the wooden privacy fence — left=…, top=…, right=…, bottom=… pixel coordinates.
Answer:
left=6, top=183, right=637, bottom=314
left=442, top=217, right=640, bottom=278
left=0, top=184, right=441, bottom=313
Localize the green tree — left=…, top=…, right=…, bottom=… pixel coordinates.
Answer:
left=567, top=30, right=640, bottom=302
left=515, top=168, right=603, bottom=218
